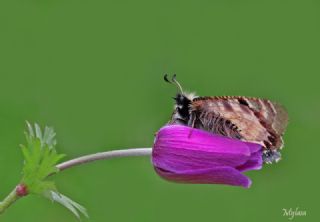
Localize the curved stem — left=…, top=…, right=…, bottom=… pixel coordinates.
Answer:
left=56, top=148, right=152, bottom=171
left=0, top=188, right=20, bottom=214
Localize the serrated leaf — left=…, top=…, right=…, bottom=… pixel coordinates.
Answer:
left=46, top=191, right=89, bottom=219
left=35, top=123, right=42, bottom=142
left=21, top=122, right=63, bottom=186
left=20, top=144, right=31, bottom=163
left=20, top=122, right=88, bottom=219
left=26, top=121, right=34, bottom=138
left=43, top=126, right=57, bottom=148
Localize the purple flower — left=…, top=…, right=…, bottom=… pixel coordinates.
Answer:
left=152, top=125, right=263, bottom=188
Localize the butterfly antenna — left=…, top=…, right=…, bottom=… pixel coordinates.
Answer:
left=163, top=74, right=184, bottom=94
left=172, top=74, right=184, bottom=94
left=164, top=74, right=171, bottom=83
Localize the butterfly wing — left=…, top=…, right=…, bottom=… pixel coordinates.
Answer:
left=190, top=96, right=288, bottom=150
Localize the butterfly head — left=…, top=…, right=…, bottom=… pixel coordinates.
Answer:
left=164, top=74, right=198, bottom=124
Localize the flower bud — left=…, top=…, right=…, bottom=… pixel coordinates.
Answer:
left=152, top=125, right=263, bottom=188
left=16, top=184, right=28, bottom=196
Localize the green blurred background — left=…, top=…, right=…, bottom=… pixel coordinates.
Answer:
left=0, top=0, right=319, bottom=221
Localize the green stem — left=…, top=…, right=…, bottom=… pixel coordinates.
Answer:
left=0, top=187, right=20, bottom=214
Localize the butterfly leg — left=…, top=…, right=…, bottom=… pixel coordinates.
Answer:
left=187, top=113, right=197, bottom=138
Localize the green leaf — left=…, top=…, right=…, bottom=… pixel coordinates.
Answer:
left=45, top=191, right=89, bottom=219
left=21, top=122, right=63, bottom=190
left=20, top=122, right=88, bottom=219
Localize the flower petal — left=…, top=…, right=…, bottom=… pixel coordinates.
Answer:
left=236, top=149, right=263, bottom=172
left=153, top=125, right=254, bottom=169
left=244, top=142, right=261, bottom=154
left=156, top=125, right=251, bottom=155
left=155, top=166, right=252, bottom=188
left=152, top=125, right=264, bottom=188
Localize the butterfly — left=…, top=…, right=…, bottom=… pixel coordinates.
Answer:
left=164, top=74, right=288, bottom=164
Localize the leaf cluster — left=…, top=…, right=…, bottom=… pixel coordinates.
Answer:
left=20, top=122, right=88, bottom=219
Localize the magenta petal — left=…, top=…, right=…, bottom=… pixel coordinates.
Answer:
left=155, top=166, right=252, bottom=188
left=154, top=125, right=253, bottom=168
left=236, top=150, right=263, bottom=172
left=244, top=142, right=261, bottom=154
left=152, top=125, right=263, bottom=188
left=156, top=125, right=251, bottom=155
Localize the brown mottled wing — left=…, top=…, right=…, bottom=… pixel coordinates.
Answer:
left=271, top=103, right=289, bottom=136
left=190, top=96, right=288, bottom=150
